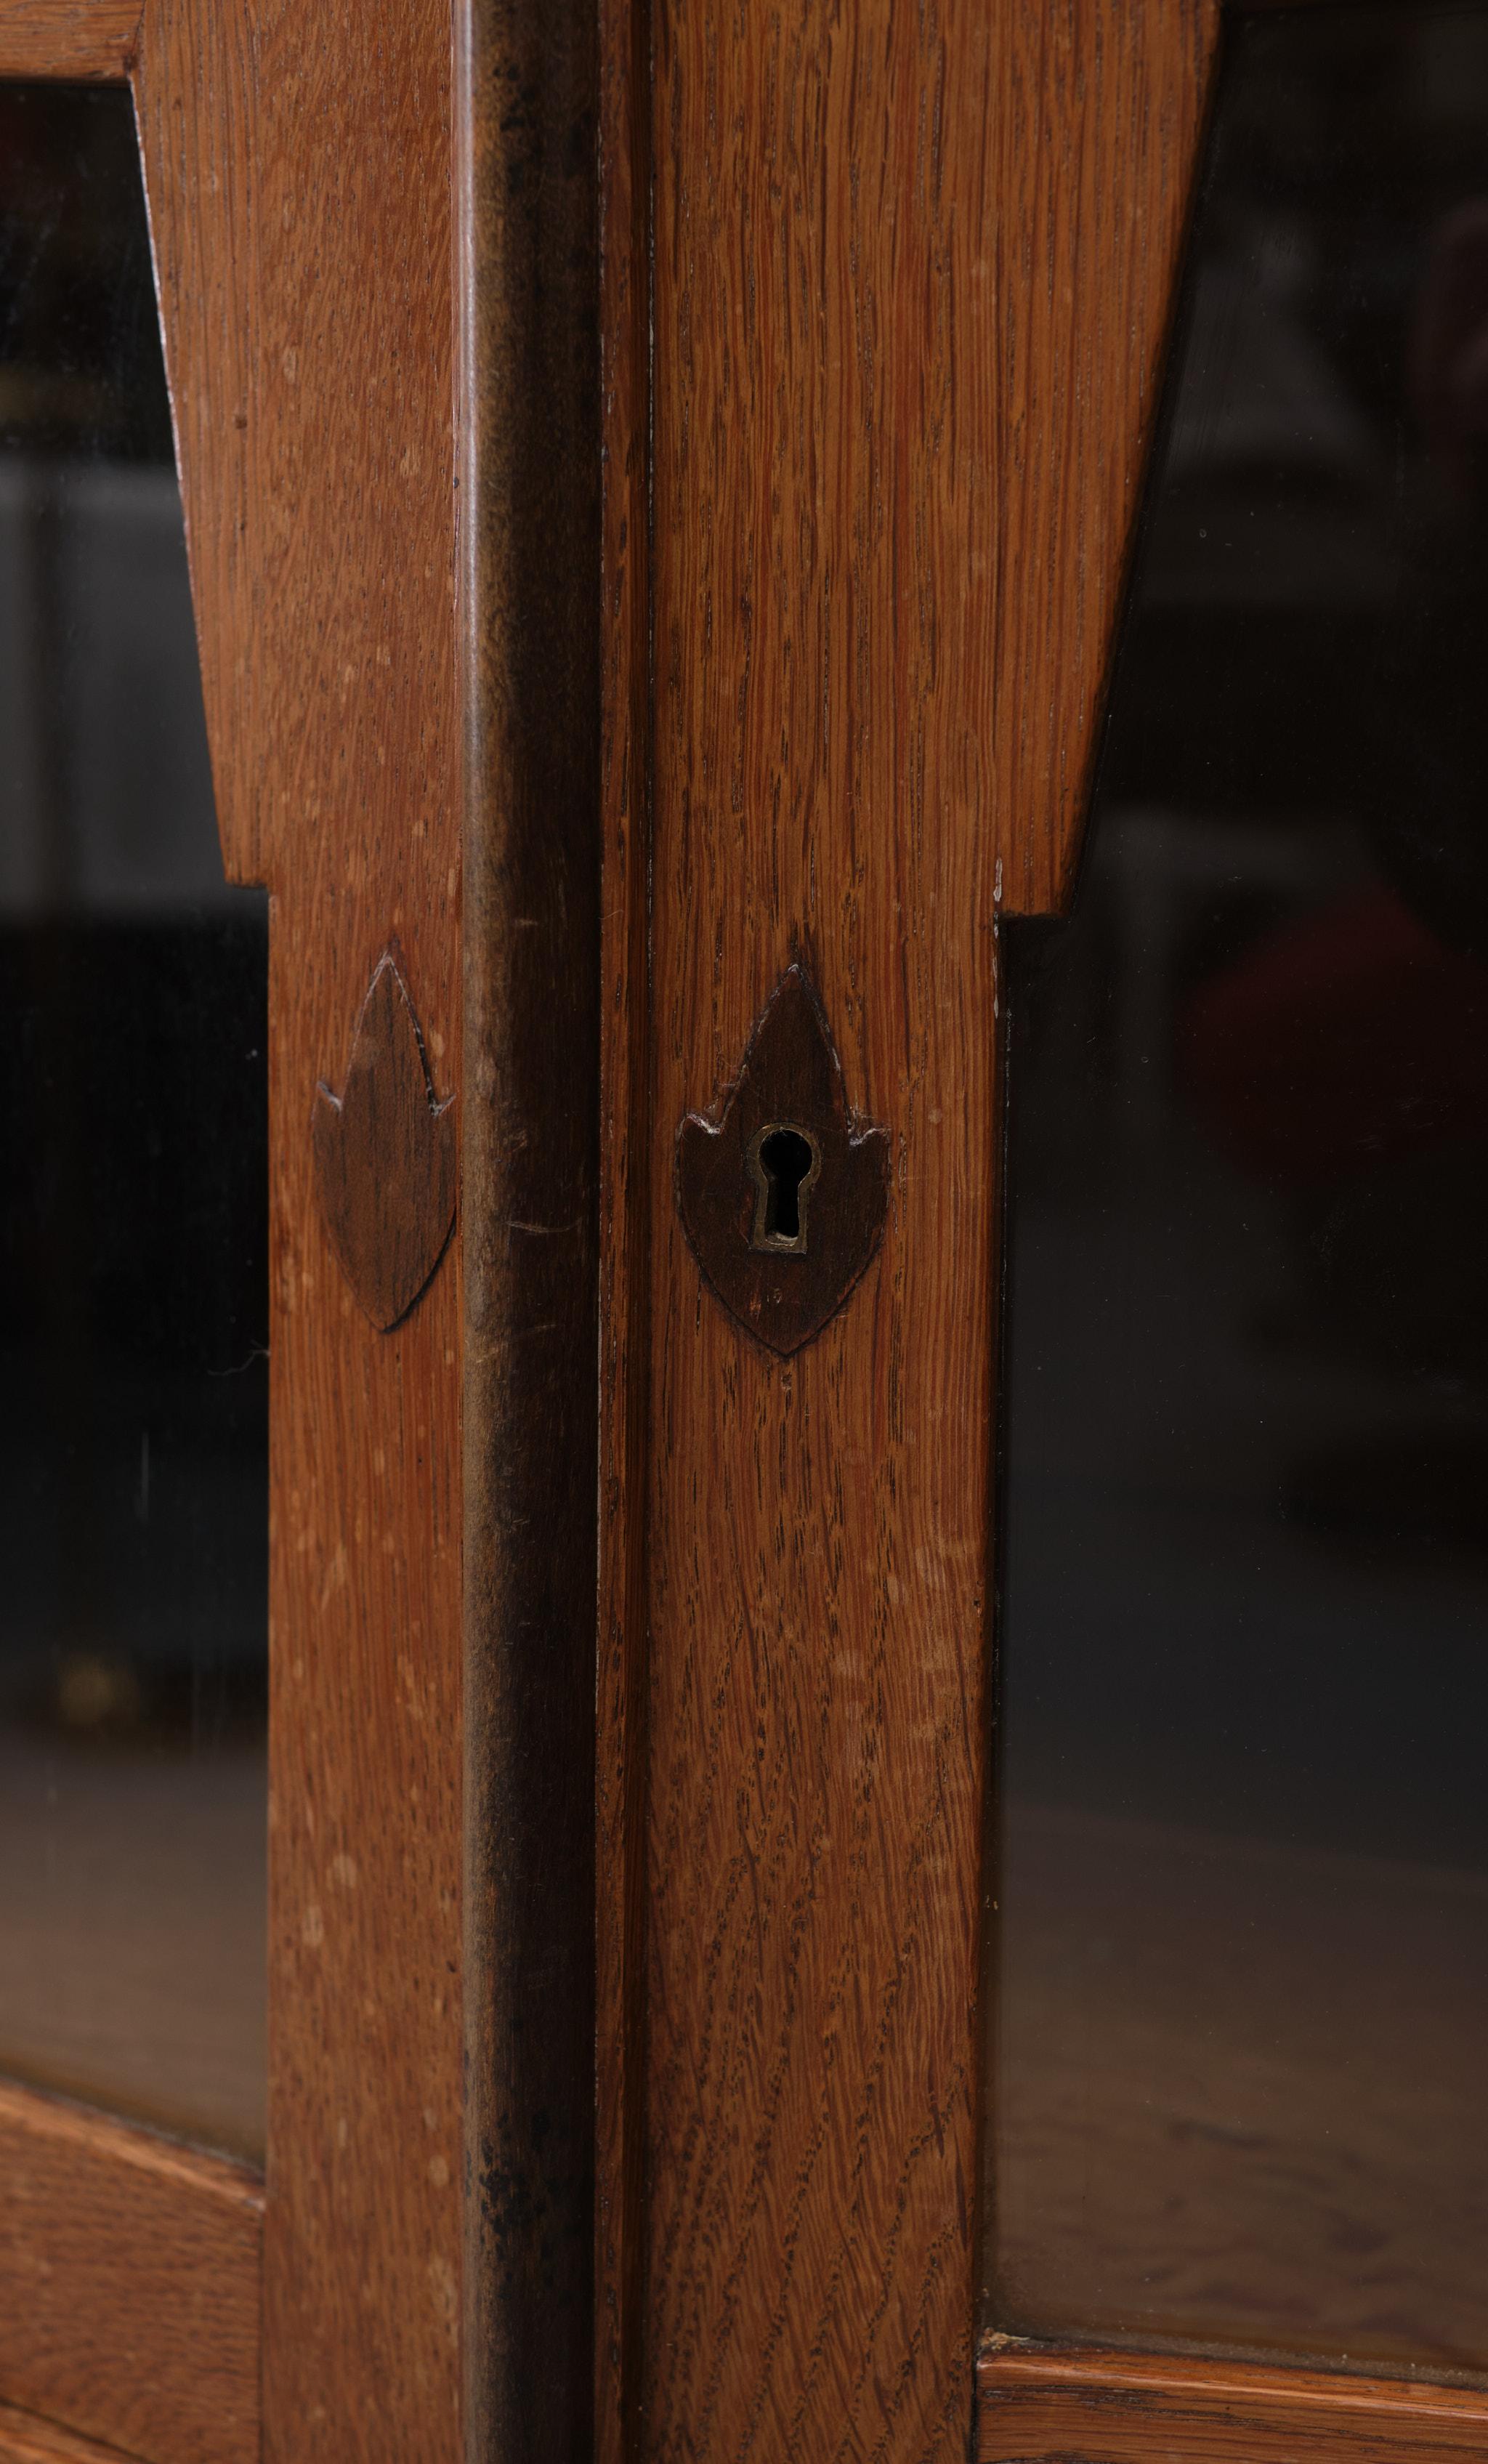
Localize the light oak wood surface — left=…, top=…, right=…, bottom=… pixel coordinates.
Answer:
left=0, top=2398, right=141, bottom=2464
left=135, top=0, right=465, bottom=2449
left=992, top=0, right=1221, bottom=912
left=978, top=2345, right=1488, bottom=2463
left=0, top=2084, right=261, bottom=2464
left=0, top=0, right=137, bottom=78
left=596, top=0, right=1220, bottom=2455
left=2, top=0, right=462, bottom=2452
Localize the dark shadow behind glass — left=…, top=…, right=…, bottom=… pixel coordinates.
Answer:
left=990, top=3, right=1488, bottom=2383
left=0, top=84, right=268, bottom=2159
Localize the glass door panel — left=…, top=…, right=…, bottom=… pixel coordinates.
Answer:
left=990, top=0, right=1488, bottom=2383
left=0, top=82, right=267, bottom=2160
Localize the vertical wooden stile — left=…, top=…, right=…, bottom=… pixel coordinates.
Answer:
left=134, top=0, right=468, bottom=2447
left=596, top=0, right=1224, bottom=2457
left=602, top=1, right=1003, bottom=2454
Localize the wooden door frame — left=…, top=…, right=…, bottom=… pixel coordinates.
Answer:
left=6, top=1, right=1488, bottom=2460
left=593, top=0, right=1226, bottom=2448
left=0, top=0, right=467, bottom=2455
left=0, top=0, right=605, bottom=2449
left=593, top=1, right=1488, bottom=2460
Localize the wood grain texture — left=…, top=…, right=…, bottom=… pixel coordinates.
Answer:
left=0, top=0, right=138, bottom=78
left=455, top=0, right=599, bottom=2447
left=0, top=2083, right=261, bottom=2464
left=992, top=0, right=1221, bottom=912
left=640, top=5, right=991, bottom=2407
left=314, top=944, right=456, bottom=1333
left=0, top=2399, right=140, bottom=2464
left=131, top=0, right=464, bottom=2447
left=976, top=2344, right=1488, bottom=2463
left=596, top=0, right=1223, bottom=2454
left=635, top=3, right=1000, bottom=2457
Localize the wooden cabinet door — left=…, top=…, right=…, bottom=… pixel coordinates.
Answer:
left=8, top=0, right=1488, bottom=2458
left=592, top=1, right=1219, bottom=2451
left=592, top=1, right=1488, bottom=2460
left=0, top=0, right=602, bottom=2447
left=0, top=2, right=469, bottom=2455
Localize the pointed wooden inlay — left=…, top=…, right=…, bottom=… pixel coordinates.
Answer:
left=675, top=962, right=890, bottom=1356
left=313, top=943, right=456, bottom=1330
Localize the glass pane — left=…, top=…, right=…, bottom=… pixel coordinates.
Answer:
left=990, top=1, right=1488, bottom=2382
left=0, top=84, right=267, bottom=2160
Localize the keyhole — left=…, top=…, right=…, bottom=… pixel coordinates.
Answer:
left=748, top=1123, right=820, bottom=1254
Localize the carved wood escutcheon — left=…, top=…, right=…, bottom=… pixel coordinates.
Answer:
left=676, top=962, right=889, bottom=1356
left=313, top=942, right=456, bottom=1330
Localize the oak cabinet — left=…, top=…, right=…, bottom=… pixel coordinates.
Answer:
left=4, top=1, right=1488, bottom=2460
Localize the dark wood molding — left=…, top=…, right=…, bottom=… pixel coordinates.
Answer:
left=593, top=0, right=653, bottom=2439
left=676, top=961, right=890, bottom=1356
left=0, top=2082, right=261, bottom=2464
left=977, top=2342, right=1488, bottom=2463
left=312, top=942, right=456, bottom=1332
left=455, top=0, right=600, bottom=2450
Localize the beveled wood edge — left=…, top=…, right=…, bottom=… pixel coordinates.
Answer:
left=0, top=2077, right=263, bottom=2210
left=0, top=2398, right=140, bottom=2464
left=1034, top=4, right=1226, bottom=921
left=0, top=0, right=140, bottom=78
left=0, top=2080, right=262, bottom=2464
left=977, top=2340, right=1488, bottom=2460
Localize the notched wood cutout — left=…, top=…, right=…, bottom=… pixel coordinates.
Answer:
left=313, top=943, right=456, bottom=1330
left=675, top=961, right=889, bottom=1356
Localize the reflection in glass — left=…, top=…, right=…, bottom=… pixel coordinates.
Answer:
left=990, top=4, right=1488, bottom=2381
left=0, top=85, right=267, bottom=2158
